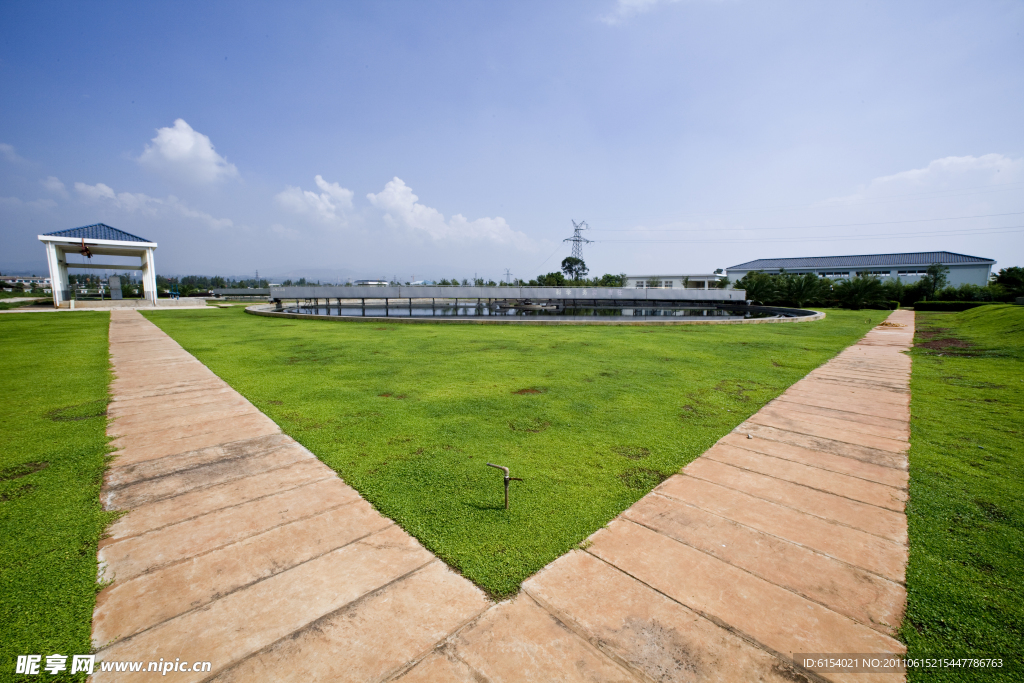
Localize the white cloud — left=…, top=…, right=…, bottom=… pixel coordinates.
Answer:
left=826, top=154, right=1024, bottom=205
left=275, top=174, right=354, bottom=223
left=366, top=177, right=533, bottom=248
left=0, top=143, right=26, bottom=164
left=868, top=154, right=1022, bottom=190
left=74, top=181, right=233, bottom=230
left=600, top=0, right=681, bottom=24
left=75, top=181, right=119, bottom=202
left=138, top=119, right=239, bottom=184
left=41, top=176, right=69, bottom=198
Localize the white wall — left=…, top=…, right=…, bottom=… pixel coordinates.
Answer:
left=726, top=264, right=992, bottom=287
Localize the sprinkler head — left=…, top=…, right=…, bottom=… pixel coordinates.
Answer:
left=486, top=463, right=523, bottom=510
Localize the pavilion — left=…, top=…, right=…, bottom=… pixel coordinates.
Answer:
left=38, top=224, right=158, bottom=308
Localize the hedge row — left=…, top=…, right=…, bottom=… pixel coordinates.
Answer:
left=911, top=301, right=1003, bottom=312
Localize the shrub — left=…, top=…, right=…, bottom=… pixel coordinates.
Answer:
left=911, top=301, right=1003, bottom=312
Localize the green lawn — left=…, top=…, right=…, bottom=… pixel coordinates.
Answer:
left=0, top=312, right=115, bottom=680
left=901, top=305, right=1023, bottom=681
left=0, top=299, right=46, bottom=311
left=143, top=307, right=888, bottom=597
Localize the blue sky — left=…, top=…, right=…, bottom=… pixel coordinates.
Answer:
left=2, top=0, right=1022, bottom=281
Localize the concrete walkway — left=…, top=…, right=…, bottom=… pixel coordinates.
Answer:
left=95, top=309, right=913, bottom=682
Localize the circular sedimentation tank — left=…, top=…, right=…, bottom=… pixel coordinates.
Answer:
left=247, top=286, right=823, bottom=325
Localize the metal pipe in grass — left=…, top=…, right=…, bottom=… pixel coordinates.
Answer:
left=486, top=463, right=523, bottom=510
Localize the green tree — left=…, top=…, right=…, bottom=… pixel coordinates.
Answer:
left=595, top=273, right=625, bottom=287
left=994, top=266, right=1023, bottom=297
left=734, top=271, right=777, bottom=304
left=920, top=263, right=950, bottom=299
left=834, top=275, right=885, bottom=309
left=537, top=272, right=567, bottom=286
left=785, top=272, right=826, bottom=307
left=881, top=277, right=906, bottom=306
left=560, top=257, right=588, bottom=281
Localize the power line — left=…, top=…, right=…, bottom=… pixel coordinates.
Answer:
left=597, top=181, right=1024, bottom=226
left=590, top=210, right=1024, bottom=233
left=528, top=243, right=564, bottom=273
left=593, top=224, right=1024, bottom=245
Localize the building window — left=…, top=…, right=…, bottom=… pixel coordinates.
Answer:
left=663, top=281, right=673, bottom=288
left=635, top=281, right=645, bottom=288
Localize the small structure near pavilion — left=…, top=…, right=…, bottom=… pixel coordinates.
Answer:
left=38, top=224, right=158, bottom=308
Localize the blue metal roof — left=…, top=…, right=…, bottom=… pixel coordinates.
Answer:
left=44, top=223, right=152, bottom=243
left=727, top=251, right=994, bottom=271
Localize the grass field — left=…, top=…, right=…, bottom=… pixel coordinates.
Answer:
left=144, top=307, right=888, bottom=597
left=0, top=312, right=115, bottom=679
left=0, top=298, right=45, bottom=310
left=901, top=305, right=1023, bottom=681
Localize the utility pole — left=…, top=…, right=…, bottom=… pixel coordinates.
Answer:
left=255, top=269, right=259, bottom=288
left=563, top=220, right=592, bottom=261
left=504, top=268, right=512, bottom=285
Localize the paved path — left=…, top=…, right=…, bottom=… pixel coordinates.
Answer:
left=95, top=309, right=913, bottom=682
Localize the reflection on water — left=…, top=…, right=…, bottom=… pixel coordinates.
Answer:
left=284, top=304, right=781, bottom=320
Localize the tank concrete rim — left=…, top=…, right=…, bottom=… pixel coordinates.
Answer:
left=244, top=304, right=826, bottom=326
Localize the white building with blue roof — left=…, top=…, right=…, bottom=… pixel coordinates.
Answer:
left=726, top=251, right=994, bottom=287
left=38, top=223, right=158, bottom=307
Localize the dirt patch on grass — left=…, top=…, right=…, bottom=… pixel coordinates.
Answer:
left=918, top=338, right=972, bottom=349
left=508, top=418, right=549, bottom=433
left=614, top=446, right=650, bottom=460
left=679, top=402, right=716, bottom=421
left=0, top=484, right=35, bottom=502
left=268, top=400, right=283, bottom=405
left=378, top=393, right=407, bottom=399
left=619, top=467, right=668, bottom=490
left=713, top=380, right=763, bottom=402
left=513, top=388, right=543, bottom=395
left=0, top=461, right=49, bottom=481
left=46, top=400, right=107, bottom=422
left=915, top=327, right=951, bottom=339
left=976, top=499, right=1011, bottom=522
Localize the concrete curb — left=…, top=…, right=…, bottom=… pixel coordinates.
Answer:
left=244, top=303, right=827, bottom=326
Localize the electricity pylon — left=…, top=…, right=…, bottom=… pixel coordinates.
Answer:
left=563, top=220, right=592, bottom=261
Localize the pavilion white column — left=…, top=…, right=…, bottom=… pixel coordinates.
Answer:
left=43, top=242, right=62, bottom=307
left=57, top=252, right=69, bottom=306
left=143, top=247, right=158, bottom=303
left=44, top=242, right=58, bottom=307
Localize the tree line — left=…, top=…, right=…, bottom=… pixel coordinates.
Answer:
left=734, top=265, right=1023, bottom=309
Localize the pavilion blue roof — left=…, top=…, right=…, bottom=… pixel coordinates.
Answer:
left=727, top=251, right=994, bottom=271
left=44, top=223, right=152, bottom=243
